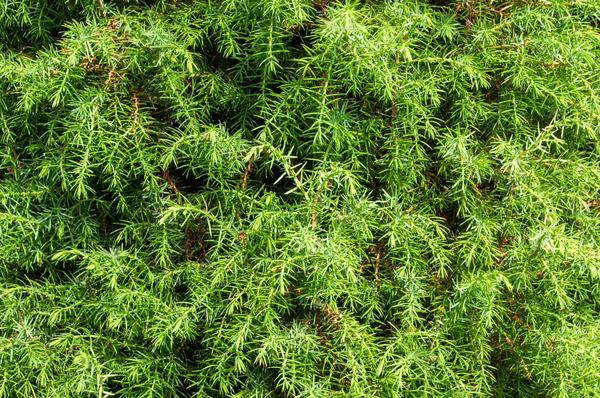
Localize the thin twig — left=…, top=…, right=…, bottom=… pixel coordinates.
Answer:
left=241, top=154, right=255, bottom=189
left=96, top=0, right=105, bottom=17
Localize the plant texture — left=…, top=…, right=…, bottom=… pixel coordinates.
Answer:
left=2, top=0, right=600, bottom=396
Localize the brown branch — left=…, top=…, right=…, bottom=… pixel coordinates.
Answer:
left=374, top=244, right=382, bottom=296
left=96, top=0, right=105, bottom=17
left=131, top=91, right=139, bottom=125
left=391, top=52, right=400, bottom=120
left=104, top=66, right=116, bottom=87
left=161, top=168, right=179, bottom=195
left=240, top=154, right=255, bottom=189
left=168, top=340, right=186, bottom=360
left=310, top=188, right=323, bottom=228
left=505, top=336, right=533, bottom=380
left=12, top=148, right=22, bottom=168
left=315, top=308, right=321, bottom=336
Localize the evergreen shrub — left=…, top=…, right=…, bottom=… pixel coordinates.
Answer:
left=2, top=0, right=600, bottom=396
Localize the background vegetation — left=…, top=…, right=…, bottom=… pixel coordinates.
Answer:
left=2, top=0, right=600, bottom=396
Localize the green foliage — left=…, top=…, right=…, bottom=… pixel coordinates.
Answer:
left=2, top=0, right=600, bottom=396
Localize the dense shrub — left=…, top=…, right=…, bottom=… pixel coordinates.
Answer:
left=2, top=0, right=600, bottom=396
